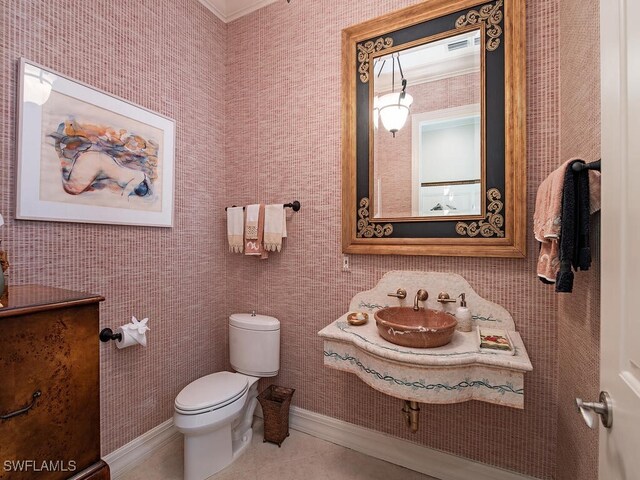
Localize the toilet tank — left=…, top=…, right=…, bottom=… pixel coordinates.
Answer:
left=229, top=313, right=280, bottom=377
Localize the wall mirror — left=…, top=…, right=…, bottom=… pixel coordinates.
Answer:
left=342, top=0, right=526, bottom=257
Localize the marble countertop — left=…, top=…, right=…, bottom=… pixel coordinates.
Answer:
left=319, top=314, right=533, bottom=372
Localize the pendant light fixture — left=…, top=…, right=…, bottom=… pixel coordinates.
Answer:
left=377, top=53, right=413, bottom=137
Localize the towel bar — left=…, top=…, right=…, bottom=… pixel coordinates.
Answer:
left=572, top=160, right=601, bottom=172
left=225, top=201, right=300, bottom=212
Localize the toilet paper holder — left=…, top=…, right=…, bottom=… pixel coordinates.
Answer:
left=99, top=317, right=150, bottom=348
left=99, top=328, right=122, bottom=343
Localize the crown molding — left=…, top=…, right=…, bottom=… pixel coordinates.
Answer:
left=199, top=0, right=278, bottom=23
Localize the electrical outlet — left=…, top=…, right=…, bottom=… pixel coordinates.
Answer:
left=342, top=255, right=350, bottom=272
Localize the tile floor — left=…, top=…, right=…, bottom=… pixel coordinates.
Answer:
left=117, top=418, right=439, bottom=480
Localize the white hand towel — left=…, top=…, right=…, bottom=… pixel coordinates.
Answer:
left=264, top=204, right=286, bottom=252
left=227, top=206, right=244, bottom=253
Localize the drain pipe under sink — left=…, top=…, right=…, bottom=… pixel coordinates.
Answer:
left=402, top=400, right=420, bottom=433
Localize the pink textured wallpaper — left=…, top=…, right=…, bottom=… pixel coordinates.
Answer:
left=2, top=1, right=600, bottom=477
left=225, top=1, right=560, bottom=478
left=374, top=74, right=481, bottom=218
left=1, top=0, right=228, bottom=454
left=556, top=0, right=601, bottom=477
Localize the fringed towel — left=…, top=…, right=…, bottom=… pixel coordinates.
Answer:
left=227, top=206, right=244, bottom=253
left=534, top=159, right=573, bottom=283
left=264, top=204, right=287, bottom=252
left=245, top=204, right=268, bottom=258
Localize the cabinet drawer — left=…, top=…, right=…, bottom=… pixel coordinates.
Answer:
left=0, top=304, right=100, bottom=480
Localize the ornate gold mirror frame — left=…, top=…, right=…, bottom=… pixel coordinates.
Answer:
left=342, top=0, right=526, bottom=257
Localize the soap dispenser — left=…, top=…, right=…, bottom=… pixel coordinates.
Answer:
left=455, top=293, right=472, bottom=332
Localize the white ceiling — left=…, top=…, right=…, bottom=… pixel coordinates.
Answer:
left=199, top=0, right=278, bottom=23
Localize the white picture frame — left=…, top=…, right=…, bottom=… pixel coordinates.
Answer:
left=16, top=58, right=175, bottom=227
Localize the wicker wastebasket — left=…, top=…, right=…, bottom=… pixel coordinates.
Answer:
left=257, top=385, right=295, bottom=447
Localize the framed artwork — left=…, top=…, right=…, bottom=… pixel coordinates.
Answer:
left=16, top=58, right=175, bottom=227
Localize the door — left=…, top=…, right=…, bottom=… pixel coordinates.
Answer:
left=599, top=0, right=640, bottom=477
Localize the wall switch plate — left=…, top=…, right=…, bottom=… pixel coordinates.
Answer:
left=342, top=255, right=350, bottom=271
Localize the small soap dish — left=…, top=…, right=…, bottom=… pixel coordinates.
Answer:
left=477, top=328, right=515, bottom=356
left=347, top=312, right=369, bottom=326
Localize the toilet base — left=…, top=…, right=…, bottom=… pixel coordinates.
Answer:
left=182, top=421, right=256, bottom=480
left=184, top=424, right=233, bottom=480
left=232, top=426, right=253, bottom=461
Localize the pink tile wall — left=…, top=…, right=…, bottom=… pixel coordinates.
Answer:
left=1, top=0, right=228, bottom=454
left=226, top=1, right=560, bottom=478
left=556, top=0, right=601, bottom=477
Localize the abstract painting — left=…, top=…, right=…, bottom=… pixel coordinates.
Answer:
left=17, top=59, right=175, bottom=227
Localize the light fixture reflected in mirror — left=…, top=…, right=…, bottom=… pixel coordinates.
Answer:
left=374, top=53, right=413, bottom=137
left=378, top=88, right=413, bottom=136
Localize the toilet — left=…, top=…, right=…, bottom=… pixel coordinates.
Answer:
left=174, top=313, right=280, bottom=480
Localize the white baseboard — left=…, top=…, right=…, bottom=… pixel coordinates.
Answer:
left=104, top=418, right=179, bottom=478
left=259, top=406, right=539, bottom=480
left=106, top=407, right=539, bottom=480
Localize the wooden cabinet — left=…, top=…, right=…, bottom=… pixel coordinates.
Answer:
left=0, top=286, right=109, bottom=480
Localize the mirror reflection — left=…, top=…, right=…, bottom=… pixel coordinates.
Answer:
left=372, top=29, right=483, bottom=220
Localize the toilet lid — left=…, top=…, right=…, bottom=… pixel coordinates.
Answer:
left=175, top=372, right=248, bottom=412
left=229, top=313, right=280, bottom=331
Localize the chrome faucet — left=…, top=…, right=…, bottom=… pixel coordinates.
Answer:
left=413, top=289, right=428, bottom=311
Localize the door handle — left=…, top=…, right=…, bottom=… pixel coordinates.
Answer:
left=576, top=391, right=613, bottom=429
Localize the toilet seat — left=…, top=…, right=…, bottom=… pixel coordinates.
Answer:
left=175, top=372, right=249, bottom=415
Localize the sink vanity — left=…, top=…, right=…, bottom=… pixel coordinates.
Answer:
left=318, top=272, right=532, bottom=409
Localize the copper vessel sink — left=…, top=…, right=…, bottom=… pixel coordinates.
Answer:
left=374, top=307, right=457, bottom=348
